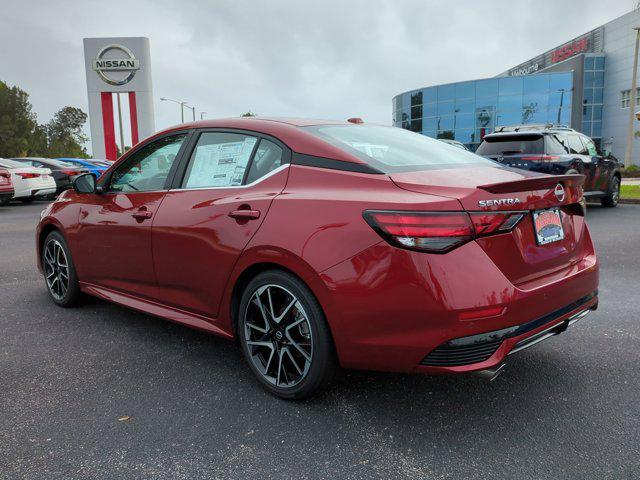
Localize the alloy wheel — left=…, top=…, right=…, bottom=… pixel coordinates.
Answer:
left=612, top=178, right=620, bottom=204
left=44, top=239, right=69, bottom=301
left=243, top=284, right=313, bottom=388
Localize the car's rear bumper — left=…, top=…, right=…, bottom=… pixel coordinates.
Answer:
left=416, top=292, right=597, bottom=373
left=32, top=187, right=57, bottom=197
left=319, top=226, right=598, bottom=374
left=0, top=190, right=14, bottom=201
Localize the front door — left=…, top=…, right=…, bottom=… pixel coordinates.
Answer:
left=151, top=131, right=290, bottom=319
left=75, top=133, right=188, bottom=298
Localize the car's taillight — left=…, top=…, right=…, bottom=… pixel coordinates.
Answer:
left=60, top=169, right=83, bottom=176
left=520, top=155, right=560, bottom=162
left=363, top=210, right=525, bottom=253
left=469, top=212, right=525, bottom=236
left=17, top=172, right=40, bottom=179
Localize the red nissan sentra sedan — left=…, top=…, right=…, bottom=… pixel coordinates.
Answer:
left=36, top=118, right=598, bottom=399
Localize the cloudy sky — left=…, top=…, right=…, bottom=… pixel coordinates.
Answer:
left=0, top=0, right=635, bottom=154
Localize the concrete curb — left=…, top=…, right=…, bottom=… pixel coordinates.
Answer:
left=619, top=198, right=640, bottom=205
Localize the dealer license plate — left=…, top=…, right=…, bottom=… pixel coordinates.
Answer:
left=532, top=208, right=564, bottom=245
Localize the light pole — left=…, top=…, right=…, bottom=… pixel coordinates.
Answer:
left=624, top=27, right=640, bottom=168
left=160, top=97, right=188, bottom=123
left=556, top=89, right=565, bottom=124
left=184, top=104, right=196, bottom=121
left=200, top=111, right=207, bottom=120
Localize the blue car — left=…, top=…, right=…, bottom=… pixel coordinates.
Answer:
left=56, top=158, right=109, bottom=180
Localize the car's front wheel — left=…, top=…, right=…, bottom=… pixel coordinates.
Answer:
left=42, top=231, right=81, bottom=307
left=601, top=175, right=620, bottom=208
left=238, top=270, right=336, bottom=400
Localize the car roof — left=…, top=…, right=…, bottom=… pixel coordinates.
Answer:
left=149, top=117, right=372, bottom=165
left=483, top=131, right=546, bottom=139
left=12, top=157, right=73, bottom=167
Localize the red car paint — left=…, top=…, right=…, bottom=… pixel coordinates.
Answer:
left=36, top=118, right=598, bottom=375
left=0, top=168, right=15, bottom=203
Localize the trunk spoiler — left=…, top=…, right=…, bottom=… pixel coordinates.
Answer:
left=477, top=174, right=585, bottom=194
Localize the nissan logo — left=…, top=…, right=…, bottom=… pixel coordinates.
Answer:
left=554, top=183, right=565, bottom=202
left=92, top=44, right=140, bottom=86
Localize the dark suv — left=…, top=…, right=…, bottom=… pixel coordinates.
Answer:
left=476, top=124, right=622, bottom=207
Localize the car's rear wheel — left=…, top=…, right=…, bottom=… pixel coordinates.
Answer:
left=238, top=270, right=336, bottom=400
left=42, top=231, right=81, bottom=307
left=601, top=175, right=620, bottom=208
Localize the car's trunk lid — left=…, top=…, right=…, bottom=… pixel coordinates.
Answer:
left=389, top=166, right=589, bottom=286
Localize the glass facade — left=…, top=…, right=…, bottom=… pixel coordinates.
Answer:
left=393, top=71, right=574, bottom=150
left=582, top=54, right=605, bottom=139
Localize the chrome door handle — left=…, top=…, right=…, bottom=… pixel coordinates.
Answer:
left=228, top=209, right=261, bottom=220
left=132, top=210, right=153, bottom=220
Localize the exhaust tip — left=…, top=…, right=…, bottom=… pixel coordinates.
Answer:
left=473, top=363, right=506, bottom=382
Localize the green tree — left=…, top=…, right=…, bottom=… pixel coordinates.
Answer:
left=45, top=106, right=89, bottom=158
left=240, top=111, right=256, bottom=117
left=0, top=80, right=38, bottom=157
left=0, top=80, right=90, bottom=158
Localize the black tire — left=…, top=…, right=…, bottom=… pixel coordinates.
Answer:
left=601, top=175, right=620, bottom=208
left=238, top=270, right=337, bottom=400
left=42, top=231, right=81, bottom=307
left=20, top=197, right=35, bottom=204
left=0, top=197, right=11, bottom=206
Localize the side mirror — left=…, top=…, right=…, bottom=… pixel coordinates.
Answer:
left=72, top=173, right=96, bottom=194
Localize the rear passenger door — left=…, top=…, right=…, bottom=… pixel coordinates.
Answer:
left=581, top=135, right=610, bottom=192
left=151, top=130, right=291, bottom=320
left=565, top=134, right=597, bottom=192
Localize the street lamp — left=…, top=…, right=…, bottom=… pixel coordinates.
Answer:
left=160, top=97, right=188, bottom=123
left=200, top=111, right=207, bottom=120
left=184, top=104, right=196, bottom=122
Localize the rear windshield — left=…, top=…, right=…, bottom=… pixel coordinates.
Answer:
left=302, top=125, right=495, bottom=173
left=44, top=159, right=76, bottom=168
left=0, top=158, right=27, bottom=168
left=475, top=134, right=544, bottom=155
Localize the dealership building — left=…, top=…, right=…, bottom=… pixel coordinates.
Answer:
left=393, top=9, right=640, bottom=161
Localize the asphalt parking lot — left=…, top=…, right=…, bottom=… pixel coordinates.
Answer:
left=1, top=201, right=639, bottom=480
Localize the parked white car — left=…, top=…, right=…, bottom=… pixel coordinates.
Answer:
left=0, top=158, right=57, bottom=202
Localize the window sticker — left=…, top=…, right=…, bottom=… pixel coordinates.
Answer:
left=186, top=137, right=257, bottom=188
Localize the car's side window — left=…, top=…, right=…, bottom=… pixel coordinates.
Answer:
left=566, top=135, right=588, bottom=155
left=546, top=135, right=569, bottom=155
left=581, top=136, right=598, bottom=156
left=109, top=134, right=187, bottom=193
left=245, top=139, right=284, bottom=184
left=181, top=132, right=258, bottom=189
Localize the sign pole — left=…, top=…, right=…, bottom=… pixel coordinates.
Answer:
left=116, top=92, right=125, bottom=157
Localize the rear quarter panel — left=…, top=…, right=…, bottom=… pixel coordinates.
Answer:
left=220, top=165, right=461, bottom=340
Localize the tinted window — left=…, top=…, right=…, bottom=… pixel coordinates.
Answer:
left=581, top=136, right=598, bottom=156
left=182, top=132, right=257, bottom=188
left=475, top=135, right=544, bottom=155
left=110, top=134, right=186, bottom=192
left=0, top=158, right=29, bottom=169
left=303, top=125, right=494, bottom=172
left=545, top=135, right=569, bottom=155
left=47, top=159, right=76, bottom=168
left=565, top=135, right=588, bottom=155
left=245, top=139, right=284, bottom=184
